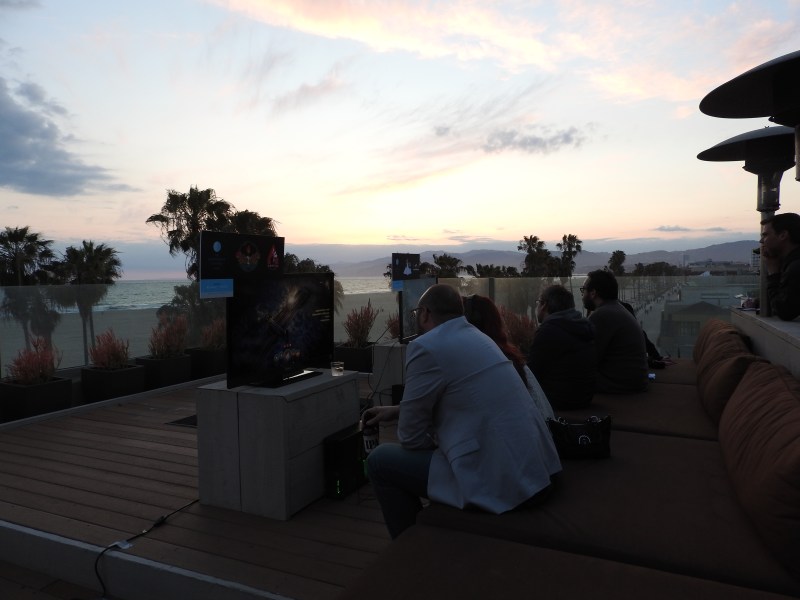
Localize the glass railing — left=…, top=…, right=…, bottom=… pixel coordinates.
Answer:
left=0, top=274, right=760, bottom=374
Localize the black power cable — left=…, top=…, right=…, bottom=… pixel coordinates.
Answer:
left=74, top=498, right=199, bottom=600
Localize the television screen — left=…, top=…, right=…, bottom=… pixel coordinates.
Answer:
left=390, top=253, right=421, bottom=291
left=199, top=231, right=284, bottom=298
left=226, top=272, right=335, bottom=388
left=399, top=276, right=437, bottom=343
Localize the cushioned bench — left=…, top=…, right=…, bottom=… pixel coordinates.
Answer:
left=340, top=525, right=797, bottom=600
left=338, top=319, right=800, bottom=599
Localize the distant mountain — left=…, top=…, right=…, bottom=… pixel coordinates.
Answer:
left=329, top=240, right=759, bottom=277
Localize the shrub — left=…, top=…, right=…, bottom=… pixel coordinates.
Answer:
left=342, top=300, right=381, bottom=348
left=385, top=312, right=400, bottom=340
left=200, top=317, right=226, bottom=350
left=89, top=329, right=131, bottom=370
left=148, top=313, right=189, bottom=359
left=500, top=306, right=538, bottom=358
left=5, top=338, right=62, bottom=385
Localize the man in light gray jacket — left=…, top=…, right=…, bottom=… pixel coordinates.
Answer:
left=364, top=284, right=561, bottom=539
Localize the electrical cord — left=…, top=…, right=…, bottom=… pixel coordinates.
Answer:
left=74, top=498, right=199, bottom=600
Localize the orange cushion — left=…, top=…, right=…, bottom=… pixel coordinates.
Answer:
left=719, top=361, right=800, bottom=579
left=697, top=354, right=769, bottom=425
left=693, top=319, right=741, bottom=364
left=695, top=333, right=750, bottom=390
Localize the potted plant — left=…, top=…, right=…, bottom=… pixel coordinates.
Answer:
left=500, top=306, right=538, bottom=359
left=0, top=338, right=71, bottom=422
left=80, top=329, right=146, bottom=402
left=385, top=312, right=400, bottom=340
left=136, top=313, right=191, bottom=389
left=334, top=300, right=382, bottom=373
left=187, top=317, right=227, bottom=379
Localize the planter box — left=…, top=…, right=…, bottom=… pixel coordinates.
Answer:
left=135, top=354, right=192, bottom=390
left=186, top=347, right=227, bottom=379
left=333, top=345, right=374, bottom=373
left=0, top=377, right=72, bottom=422
left=81, top=364, right=146, bottom=403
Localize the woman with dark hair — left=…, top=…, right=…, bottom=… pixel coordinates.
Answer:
left=463, top=294, right=554, bottom=421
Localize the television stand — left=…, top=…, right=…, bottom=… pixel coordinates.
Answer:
left=197, top=370, right=359, bottom=520
left=256, top=368, right=322, bottom=388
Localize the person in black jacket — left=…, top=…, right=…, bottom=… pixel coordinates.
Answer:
left=528, top=284, right=596, bottom=409
left=761, top=212, right=800, bottom=321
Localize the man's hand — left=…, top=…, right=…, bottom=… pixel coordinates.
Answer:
left=361, top=405, right=400, bottom=427
left=761, top=246, right=782, bottom=275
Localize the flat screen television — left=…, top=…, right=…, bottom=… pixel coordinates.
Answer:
left=399, top=276, right=437, bottom=343
left=199, top=231, right=284, bottom=298
left=226, top=272, right=335, bottom=388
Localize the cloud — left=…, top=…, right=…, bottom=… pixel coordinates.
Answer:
left=654, top=225, right=730, bottom=233
left=445, top=234, right=502, bottom=244
left=271, top=63, right=347, bottom=113
left=387, top=234, right=425, bottom=242
left=15, top=81, right=68, bottom=116
left=215, top=0, right=558, bottom=72
left=0, top=77, right=134, bottom=196
left=0, top=0, right=39, bottom=8
left=655, top=225, right=691, bottom=232
left=483, top=125, right=585, bottom=154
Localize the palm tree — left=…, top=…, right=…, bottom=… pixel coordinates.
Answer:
left=0, top=226, right=57, bottom=350
left=433, top=253, right=474, bottom=277
left=0, top=226, right=56, bottom=286
left=146, top=186, right=234, bottom=281
left=556, top=233, right=583, bottom=290
left=58, top=241, right=123, bottom=364
left=517, top=235, right=552, bottom=277
left=474, top=264, right=521, bottom=278
left=608, top=250, right=626, bottom=276
left=227, top=209, right=278, bottom=237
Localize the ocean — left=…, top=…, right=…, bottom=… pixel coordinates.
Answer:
left=94, top=277, right=390, bottom=312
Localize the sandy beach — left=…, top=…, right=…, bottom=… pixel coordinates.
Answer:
left=1, top=291, right=399, bottom=373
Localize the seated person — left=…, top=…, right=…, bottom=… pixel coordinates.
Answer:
left=364, top=284, right=561, bottom=539
left=529, top=284, right=596, bottom=409
left=761, top=212, right=800, bottom=321
left=463, top=294, right=554, bottom=421
left=620, top=301, right=669, bottom=368
left=582, top=270, right=648, bottom=393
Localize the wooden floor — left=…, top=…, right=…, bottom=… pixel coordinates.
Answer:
left=0, top=380, right=390, bottom=600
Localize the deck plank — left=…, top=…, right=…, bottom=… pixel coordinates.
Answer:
left=0, top=382, right=390, bottom=600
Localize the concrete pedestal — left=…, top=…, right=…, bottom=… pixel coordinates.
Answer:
left=197, top=371, right=360, bottom=520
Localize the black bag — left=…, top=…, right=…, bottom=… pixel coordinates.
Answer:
left=546, top=415, right=611, bottom=459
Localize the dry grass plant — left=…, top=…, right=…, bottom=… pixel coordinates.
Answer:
left=343, top=300, right=382, bottom=347
left=5, top=338, right=62, bottom=385
left=89, top=329, right=131, bottom=370
left=149, top=313, right=189, bottom=358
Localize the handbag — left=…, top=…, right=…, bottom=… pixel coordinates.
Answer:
left=546, top=415, right=611, bottom=459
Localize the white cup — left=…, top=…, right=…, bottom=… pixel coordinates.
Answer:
left=330, top=361, right=344, bottom=376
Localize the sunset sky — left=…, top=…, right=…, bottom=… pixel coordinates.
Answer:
left=2, top=1, right=800, bottom=278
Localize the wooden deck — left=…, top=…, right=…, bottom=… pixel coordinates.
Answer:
left=0, top=379, right=390, bottom=600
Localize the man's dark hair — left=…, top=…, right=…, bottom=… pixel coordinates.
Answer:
left=762, top=212, right=800, bottom=244
left=540, top=284, right=575, bottom=313
left=585, top=269, right=618, bottom=300
left=420, top=283, right=464, bottom=323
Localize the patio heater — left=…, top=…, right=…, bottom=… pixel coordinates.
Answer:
left=699, top=49, right=800, bottom=316
left=697, top=127, right=794, bottom=316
